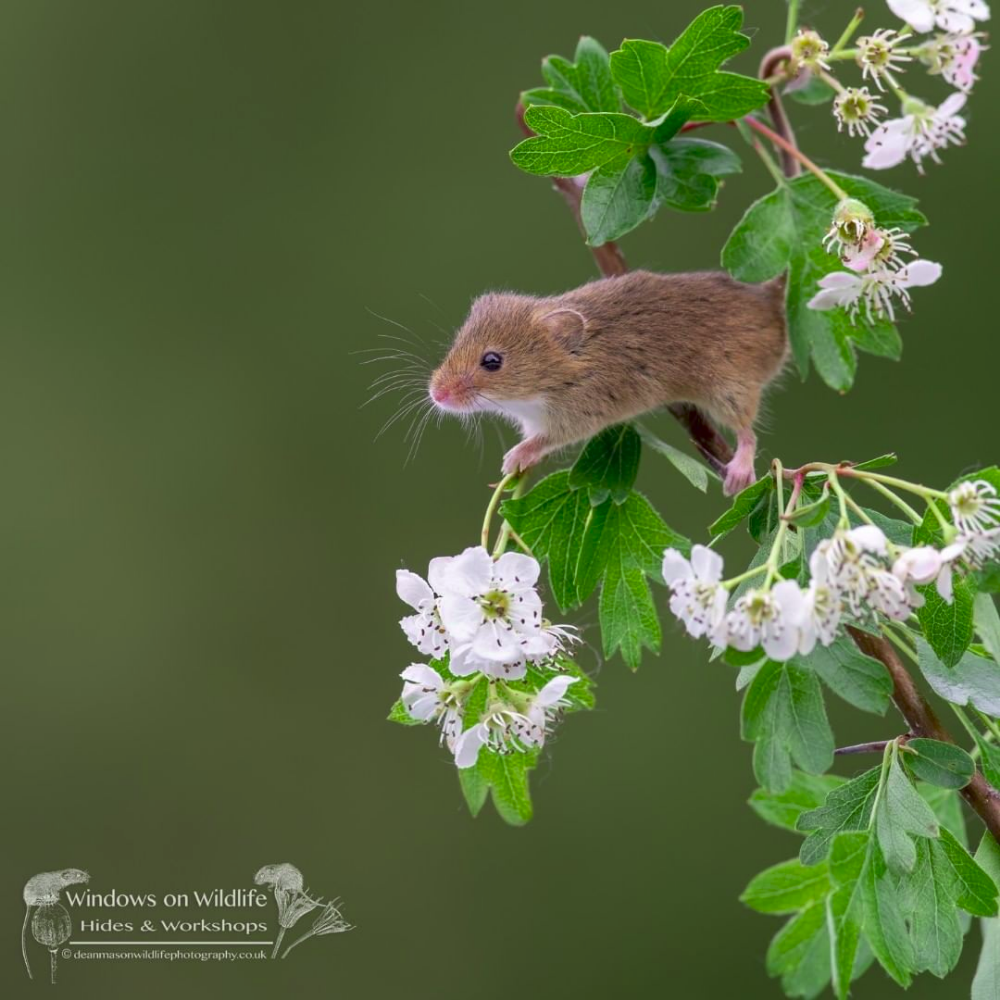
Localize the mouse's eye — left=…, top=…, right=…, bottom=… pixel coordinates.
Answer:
left=480, top=351, right=503, bottom=372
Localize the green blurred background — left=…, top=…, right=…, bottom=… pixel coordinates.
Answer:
left=2, top=1, right=997, bottom=996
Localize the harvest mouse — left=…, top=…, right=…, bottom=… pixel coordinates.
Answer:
left=428, top=270, right=787, bottom=495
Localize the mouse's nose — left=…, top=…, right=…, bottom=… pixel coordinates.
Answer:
left=430, top=385, right=450, bottom=404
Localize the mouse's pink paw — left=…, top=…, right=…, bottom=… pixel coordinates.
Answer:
left=723, top=458, right=757, bottom=497
left=502, top=438, right=546, bottom=476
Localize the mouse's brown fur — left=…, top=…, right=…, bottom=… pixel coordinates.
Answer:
left=429, top=270, right=787, bottom=494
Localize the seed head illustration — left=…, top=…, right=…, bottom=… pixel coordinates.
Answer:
left=253, top=862, right=352, bottom=959
left=32, top=902, right=72, bottom=984
left=22, top=869, right=89, bottom=981
left=280, top=899, right=352, bottom=959
left=254, top=863, right=320, bottom=958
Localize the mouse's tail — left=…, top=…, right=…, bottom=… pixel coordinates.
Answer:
left=22, top=905, right=33, bottom=979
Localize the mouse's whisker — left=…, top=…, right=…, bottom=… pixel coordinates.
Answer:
left=376, top=395, right=429, bottom=441
left=361, top=384, right=425, bottom=410
left=364, top=308, right=427, bottom=345
left=357, top=351, right=426, bottom=367
left=366, top=369, right=426, bottom=391
left=404, top=404, right=436, bottom=464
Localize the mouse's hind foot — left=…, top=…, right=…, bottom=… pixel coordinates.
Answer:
left=723, top=428, right=758, bottom=496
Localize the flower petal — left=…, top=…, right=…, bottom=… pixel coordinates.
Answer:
left=849, top=524, right=888, bottom=555
left=535, top=675, right=577, bottom=707
left=453, top=724, right=487, bottom=769
left=886, top=0, right=936, bottom=31
left=438, top=594, right=483, bottom=640
left=690, top=544, right=724, bottom=583
left=426, top=556, right=453, bottom=595
left=662, top=548, right=694, bottom=585
left=396, top=570, right=433, bottom=610
left=399, top=663, right=444, bottom=688
left=493, top=552, right=541, bottom=591
left=897, top=260, right=942, bottom=288
left=471, top=620, right=523, bottom=663
left=439, top=545, right=494, bottom=597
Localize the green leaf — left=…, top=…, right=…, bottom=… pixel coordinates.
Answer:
left=798, top=638, right=893, bottom=715
left=609, top=6, right=769, bottom=122
left=749, top=771, right=846, bottom=833
left=909, top=837, right=968, bottom=976
left=458, top=763, right=489, bottom=817
left=798, top=766, right=881, bottom=866
left=578, top=491, right=688, bottom=668
left=903, top=738, right=976, bottom=789
left=387, top=699, right=422, bottom=725
left=787, top=73, right=836, bottom=105
left=766, top=902, right=831, bottom=999
left=852, top=453, right=898, bottom=471
left=855, top=507, right=913, bottom=548
left=976, top=732, right=1000, bottom=789
left=877, top=748, right=940, bottom=874
left=635, top=422, right=710, bottom=491
left=569, top=423, right=641, bottom=504
left=501, top=471, right=592, bottom=611
left=918, top=575, right=976, bottom=668
left=741, top=660, right=835, bottom=793
left=599, top=558, right=659, bottom=670
left=649, top=137, right=741, bottom=212
left=511, top=105, right=661, bottom=177
left=921, top=783, right=969, bottom=846
left=479, top=750, right=537, bottom=826
left=826, top=833, right=867, bottom=1000
left=580, top=154, right=656, bottom=246
left=709, top=476, right=771, bottom=537
left=977, top=592, right=1000, bottom=665
left=974, top=916, right=1000, bottom=1000
left=522, top=36, right=621, bottom=115
left=506, top=470, right=686, bottom=669
left=741, top=858, right=831, bottom=914
left=939, top=827, right=999, bottom=916
left=917, top=637, right=1000, bottom=717
left=722, top=171, right=928, bottom=390
left=861, top=841, right=914, bottom=987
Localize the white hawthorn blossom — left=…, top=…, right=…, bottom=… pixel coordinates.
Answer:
left=857, top=29, right=913, bottom=88
left=887, top=0, right=990, bottom=35
left=834, top=86, right=888, bottom=138
left=399, top=664, right=465, bottom=749
left=823, top=198, right=876, bottom=257
left=790, top=29, right=831, bottom=70
left=722, top=580, right=808, bottom=662
left=398, top=546, right=573, bottom=681
left=452, top=676, right=576, bottom=768
left=396, top=563, right=451, bottom=657
left=437, top=547, right=543, bottom=671
left=807, top=260, right=942, bottom=322
left=862, top=93, right=967, bottom=172
left=893, top=542, right=966, bottom=603
left=949, top=480, right=1000, bottom=533
left=662, top=545, right=728, bottom=640
left=813, top=525, right=909, bottom=620
left=841, top=227, right=915, bottom=273
left=960, top=527, right=1000, bottom=567
left=798, top=549, right=843, bottom=654
left=922, top=32, right=984, bottom=90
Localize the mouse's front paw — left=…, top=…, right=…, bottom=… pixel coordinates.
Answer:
left=502, top=438, right=546, bottom=476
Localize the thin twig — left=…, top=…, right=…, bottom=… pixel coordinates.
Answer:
left=835, top=738, right=904, bottom=755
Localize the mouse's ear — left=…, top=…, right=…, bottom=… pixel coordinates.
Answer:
left=539, top=308, right=587, bottom=352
